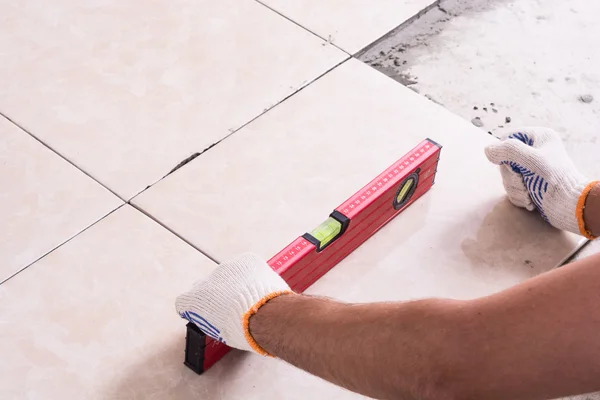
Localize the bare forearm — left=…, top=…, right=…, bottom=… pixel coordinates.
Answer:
left=453, top=252, right=600, bottom=399
left=250, top=294, right=461, bottom=400
left=249, top=253, right=600, bottom=400
left=584, top=182, right=600, bottom=236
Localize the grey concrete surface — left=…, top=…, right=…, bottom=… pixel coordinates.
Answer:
left=360, top=0, right=600, bottom=179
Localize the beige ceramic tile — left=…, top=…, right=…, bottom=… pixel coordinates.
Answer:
left=259, top=0, right=436, bottom=53
left=132, top=59, right=586, bottom=394
left=134, top=59, right=584, bottom=278
left=0, top=116, right=121, bottom=282
left=0, top=205, right=366, bottom=399
left=0, top=0, right=346, bottom=199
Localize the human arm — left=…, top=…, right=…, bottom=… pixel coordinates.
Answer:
left=249, top=252, right=600, bottom=400
left=246, top=178, right=600, bottom=399
left=176, top=127, right=600, bottom=399
left=176, top=250, right=600, bottom=400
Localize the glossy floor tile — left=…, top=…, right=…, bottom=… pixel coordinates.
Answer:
left=134, top=59, right=584, bottom=287
left=0, top=0, right=346, bottom=199
left=259, top=0, right=437, bottom=53
left=0, top=205, right=366, bottom=399
left=0, top=116, right=121, bottom=282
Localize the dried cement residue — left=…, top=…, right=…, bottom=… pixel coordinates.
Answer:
left=360, top=0, right=600, bottom=181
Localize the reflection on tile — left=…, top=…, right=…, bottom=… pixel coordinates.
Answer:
left=308, top=197, right=584, bottom=303
left=0, top=0, right=346, bottom=199
left=0, top=116, right=121, bottom=282
left=135, top=58, right=584, bottom=290
left=0, top=206, right=213, bottom=398
left=0, top=205, right=364, bottom=398
left=259, top=0, right=437, bottom=53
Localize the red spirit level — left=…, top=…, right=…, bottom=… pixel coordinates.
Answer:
left=184, top=138, right=442, bottom=374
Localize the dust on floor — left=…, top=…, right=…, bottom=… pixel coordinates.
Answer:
left=359, top=0, right=600, bottom=181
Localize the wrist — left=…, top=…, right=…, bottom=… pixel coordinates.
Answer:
left=582, top=182, right=600, bottom=238
left=244, top=290, right=295, bottom=356
left=248, top=293, right=337, bottom=358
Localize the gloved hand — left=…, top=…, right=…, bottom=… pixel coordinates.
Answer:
left=485, top=127, right=598, bottom=239
left=176, top=253, right=291, bottom=355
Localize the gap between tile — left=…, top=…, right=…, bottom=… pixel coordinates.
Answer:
left=0, top=204, right=126, bottom=285
left=130, top=55, right=352, bottom=200
left=0, top=112, right=126, bottom=202
left=1, top=0, right=442, bottom=206
left=130, top=202, right=220, bottom=264
left=253, top=0, right=441, bottom=57
left=1, top=57, right=355, bottom=287
left=252, top=0, right=351, bottom=56
left=3, top=0, right=518, bottom=287
left=1, top=201, right=222, bottom=286
left=562, top=238, right=594, bottom=265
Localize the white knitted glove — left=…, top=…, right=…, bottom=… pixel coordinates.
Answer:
left=485, top=127, right=598, bottom=239
left=176, top=253, right=291, bottom=355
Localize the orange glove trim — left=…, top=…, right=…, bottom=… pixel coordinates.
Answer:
left=242, top=290, right=293, bottom=357
left=576, top=181, right=599, bottom=240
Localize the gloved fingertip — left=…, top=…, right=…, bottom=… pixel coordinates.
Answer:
left=525, top=203, right=537, bottom=212
left=506, top=192, right=535, bottom=210
left=484, top=143, right=505, bottom=164
left=516, top=126, right=562, bottom=147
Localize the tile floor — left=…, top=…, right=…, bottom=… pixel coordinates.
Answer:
left=133, top=59, right=583, bottom=270
left=0, top=0, right=346, bottom=199
left=0, top=0, right=596, bottom=398
left=0, top=206, right=220, bottom=399
left=0, top=116, right=121, bottom=283
left=258, top=0, right=438, bottom=54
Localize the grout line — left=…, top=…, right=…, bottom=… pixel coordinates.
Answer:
left=0, top=56, right=352, bottom=277
left=125, top=56, right=352, bottom=264
left=252, top=0, right=351, bottom=56
left=0, top=112, right=126, bottom=202
left=129, top=55, right=353, bottom=201
left=254, top=0, right=439, bottom=59
left=556, top=237, right=590, bottom=267
left=0, top=204, right=126, bottom=286
left=130, top=202, right=220, bottom=264
left=353, top=0, right=441, bottom=58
